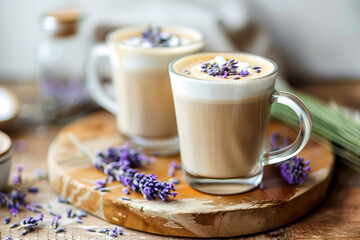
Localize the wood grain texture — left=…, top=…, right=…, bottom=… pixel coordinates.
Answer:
left=1, top=81, right=359, bottom=239
left=47, top=111, right=334, bottom=238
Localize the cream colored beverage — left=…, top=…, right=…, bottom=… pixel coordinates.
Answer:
left=173, top=53, right=274, bottom=178
left=87, top=26, right=204, bottom=151
left=169, top=52, right=312, bottom=194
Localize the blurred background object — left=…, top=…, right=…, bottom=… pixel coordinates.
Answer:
left=0, top=86, right=19, bottom=129
left=1, top=0, right=359, bottom=83
left=37, top=7, right=90, bottom=121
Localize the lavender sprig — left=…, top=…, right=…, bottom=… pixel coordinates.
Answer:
left=269, top=133, right=311, bottom=185
left=68, top=134, right=177, bottom=202
left=17, top=213, right=43, bottom=236
left=100, top=155, right=177, bottom=201
left=280, top=158, right=311, bottom=184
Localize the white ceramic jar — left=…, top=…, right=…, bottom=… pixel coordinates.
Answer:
left=0, top=131, right=12, bottom=190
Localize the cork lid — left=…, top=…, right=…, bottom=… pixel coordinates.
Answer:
left=0, top=131, right=12, bottom=159
left=43, top=7, right=81, bottom=37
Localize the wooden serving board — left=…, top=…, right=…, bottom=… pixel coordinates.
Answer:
left=47, top=111, right=334, bottom=238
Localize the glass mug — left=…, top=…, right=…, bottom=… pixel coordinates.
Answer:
left=169, top=52, right=312, bottom=194
left=86, top=26, right=204, bottom=154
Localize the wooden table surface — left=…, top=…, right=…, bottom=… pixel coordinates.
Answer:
left=0, top=81, right=359, bottom=239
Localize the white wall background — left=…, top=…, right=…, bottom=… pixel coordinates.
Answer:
left=1, top=0, right=360, bottom=82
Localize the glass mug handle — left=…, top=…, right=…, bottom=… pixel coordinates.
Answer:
left=262, top=91, right=312, bottom=166
left=86, top=44, right=117, bottom=114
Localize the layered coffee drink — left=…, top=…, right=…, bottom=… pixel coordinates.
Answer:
left=108, top=26, right=204, bottom=140
left=170, top=53, right=276, bottom=179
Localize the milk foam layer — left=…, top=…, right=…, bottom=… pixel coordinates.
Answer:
left=109, top=26, right=204, bottom=71
left=170, top=53, right=277, bottom=101
left=123, top=26, right=190, bottom=48
left=109, top=26, right=204, bottom=53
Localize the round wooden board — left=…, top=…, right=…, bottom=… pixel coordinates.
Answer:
left=47, top=111, right=334, bottom=238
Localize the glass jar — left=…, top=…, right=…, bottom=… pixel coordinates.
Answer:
left=37, top=8, right=89, bottom=121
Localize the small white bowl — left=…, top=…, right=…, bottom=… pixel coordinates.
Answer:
left=0, top=131, right=12, bottom=190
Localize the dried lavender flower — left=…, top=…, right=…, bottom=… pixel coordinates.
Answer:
left=122, top=188, right=130, bottom=195
left=4, top=216, right=10, bottom=224
left=55, top=227, right=66, bottom=233
left=86, top=227, right=95, bottom=232
left=99, top=188, right=110, bottom=192
left=4, top=234, right=11, bottom=240
left=51, top=214, right=61, bottom=229
left=98, top=228, right=109, bottom=233
left=239, top=69, right=249, bottom=77
left=121, top=196, right=131, bottom=201
left=12, top=165, right=24, bottom=185
left=93, top=142, right=177, bottom=202
left=9, top=223, right=18, bottom=228
left=26, top=203, right=41, bottom=213
left=168, top=160, right=181, bottom=177
left=280, top=157, right=311, bottom=184
left=57, top=196, right=70, bottom=204
left=94, top=178, right=107, bottom=190
left=17, top=213, right=43, bottom=235
left=37, top=213, right=44, bottom=221
left=77, top=216, right=82, bottom=223
left=125, top=25, right=185, bottom=48
left=66, top=208, right=72, bottom=218
left=0, top=189, right=27, bottom=216
left=269, top=133, right=310, bottom=185
left=201, top=58, right=239, bottom=78
left=31, top=202, right=42, bottom=209
left=27, top=187, right=39, bottom=194
left=49, top=211, right=57, bottom=216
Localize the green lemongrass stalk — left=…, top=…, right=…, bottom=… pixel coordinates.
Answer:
left=271, top=89, right=360, bottom=169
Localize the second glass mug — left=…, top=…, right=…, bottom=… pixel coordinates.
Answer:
left=169, top=52, right=312, bottom=194
left=86, top=26, right=204, bottom=153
